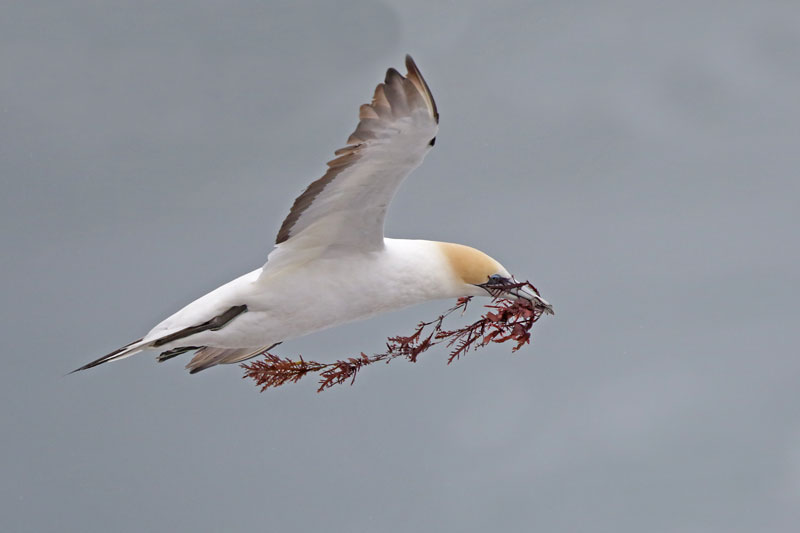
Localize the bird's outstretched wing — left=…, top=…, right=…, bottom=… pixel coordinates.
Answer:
left=267, top=55, right=439, bottom=266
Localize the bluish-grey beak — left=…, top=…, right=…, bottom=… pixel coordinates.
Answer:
left=505, top=284, right=555, bottom=315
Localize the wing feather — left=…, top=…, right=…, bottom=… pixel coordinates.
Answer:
left=272, top=55, right=439, bottom=256
left=186, top=345, right=278, bottom=374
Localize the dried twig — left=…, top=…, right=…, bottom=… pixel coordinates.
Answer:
left=242, top=280, right=551, bottom=393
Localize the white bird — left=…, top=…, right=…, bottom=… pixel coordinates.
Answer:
left=74, top=55, right=552, bottom=375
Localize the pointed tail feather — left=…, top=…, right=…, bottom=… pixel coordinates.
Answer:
left=70, top=338, right=150, bottom=373
left=71, top=305, right=251, bottom=374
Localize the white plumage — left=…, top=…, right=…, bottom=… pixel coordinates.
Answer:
left=75, top=55, right=551, bottom=374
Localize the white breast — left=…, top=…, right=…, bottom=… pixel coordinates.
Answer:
left=248, top=239, right=461, bottom=340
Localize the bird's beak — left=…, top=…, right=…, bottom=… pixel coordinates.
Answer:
left=504, top=284, right=555, bottom=315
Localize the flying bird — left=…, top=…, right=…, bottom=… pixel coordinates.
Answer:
left=74, top=55, right=552, bottom=375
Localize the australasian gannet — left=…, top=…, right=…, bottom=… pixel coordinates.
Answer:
left=74, top=55, right=552, bottom=375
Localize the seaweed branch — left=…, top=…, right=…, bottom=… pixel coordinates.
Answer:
left=242, top=280, right=552, bottom=393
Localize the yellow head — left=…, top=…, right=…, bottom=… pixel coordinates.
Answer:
left=434, top=241, right=549, bottom=309
left=436, top=242, right=508, bottom=286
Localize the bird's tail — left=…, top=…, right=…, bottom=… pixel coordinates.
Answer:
left=70, top=338, right=151, bottom=373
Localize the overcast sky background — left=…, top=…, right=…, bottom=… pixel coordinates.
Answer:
left=2, top=1, right=799, bottom=532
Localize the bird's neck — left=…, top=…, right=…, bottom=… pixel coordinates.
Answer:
left=381, top=239, right=470, bottom=303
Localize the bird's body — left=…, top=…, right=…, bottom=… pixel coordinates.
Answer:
left=149, top=239, right=485, bottom=352
left=75, top=56, right=551, bottom=374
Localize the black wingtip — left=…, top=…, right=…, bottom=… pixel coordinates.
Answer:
left=384, top=67, right=403, bottom=85
left=403, top=53, right=439, bottom=123
left=69, top=337, right=145, bottom=375
left=68, top=357, right=107, bottom=375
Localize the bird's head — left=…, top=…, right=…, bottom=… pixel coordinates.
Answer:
left=436, top=242, right=554, bottom=314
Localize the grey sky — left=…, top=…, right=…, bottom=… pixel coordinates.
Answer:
left=2, top=1, right=799, bottom=532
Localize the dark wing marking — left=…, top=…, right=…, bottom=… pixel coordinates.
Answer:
left=151, top=305, right=247, bottom=347
left=157, top=346, right=201, bottom=363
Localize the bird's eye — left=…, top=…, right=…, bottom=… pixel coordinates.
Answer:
left=488, top=274, right=506, bottom=283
